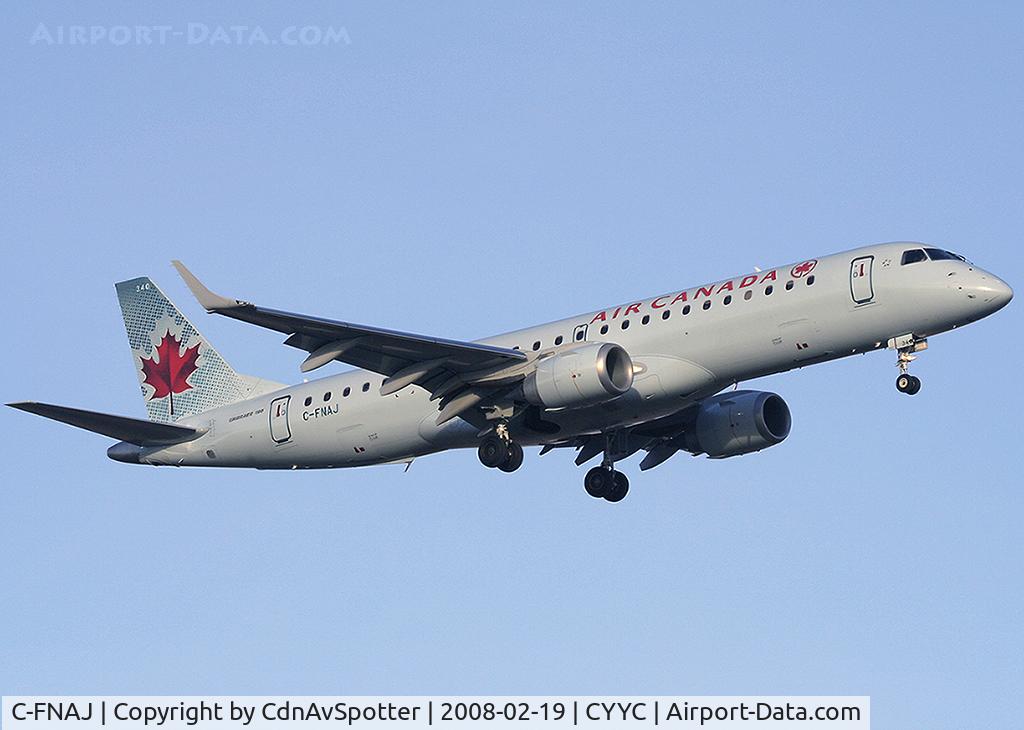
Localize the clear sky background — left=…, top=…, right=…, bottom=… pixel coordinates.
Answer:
left=1, top=2, right=1021, bottom=728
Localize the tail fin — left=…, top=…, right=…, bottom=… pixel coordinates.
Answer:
left=115, top=276, right=279, bottom=423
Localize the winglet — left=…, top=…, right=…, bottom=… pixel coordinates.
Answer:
left=171, top=260, right=244, bottom=311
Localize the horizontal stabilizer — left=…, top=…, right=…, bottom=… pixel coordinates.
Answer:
left=7, top=402, right=202, bottom=446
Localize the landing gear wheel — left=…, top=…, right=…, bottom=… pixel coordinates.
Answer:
left=498, top=442, right=524, bottom=472
left=584, top=466, right=612, bottom=499
left=478, top=434, right=508, bottom=468
left=896, top=373, right=922, bottom=395
left=605, top=471, right=629, bottom=503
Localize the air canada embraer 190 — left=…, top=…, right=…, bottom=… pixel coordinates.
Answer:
left=10, top=243, right=1013, bottom=502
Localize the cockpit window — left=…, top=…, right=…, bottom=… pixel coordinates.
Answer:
left=925, top=248, right=966, bottom=262
left=901, top=249, right=927, bottom=265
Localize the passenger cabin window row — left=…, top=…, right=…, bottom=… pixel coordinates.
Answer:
left=515, top=273, right=816, bottom=350
left=303, top=379, right=378, bottom=406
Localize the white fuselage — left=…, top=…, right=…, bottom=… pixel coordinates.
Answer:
left=138, top=243, right=1011, bottom=469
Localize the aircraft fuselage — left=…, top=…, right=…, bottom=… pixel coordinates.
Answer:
left=122, top=242, right=1012, bottom=470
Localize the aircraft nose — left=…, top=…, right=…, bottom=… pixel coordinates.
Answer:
left=978, top=274, right=1011, bottom=305
left=992, top=277, right=1013, bottom=308
left=972, top=273, right=1013, bottom=313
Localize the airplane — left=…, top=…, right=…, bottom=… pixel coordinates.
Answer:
left=8, top=242, right=1012, bottom=502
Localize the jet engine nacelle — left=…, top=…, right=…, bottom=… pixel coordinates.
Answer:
left=523, top=343, right=634, bottom=409
left=685, top=390, right=791, bottom=458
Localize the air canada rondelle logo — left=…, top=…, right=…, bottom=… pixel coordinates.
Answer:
left=138, top=327, right=201, bottom=416
left=790, top=259, right=817, bottom=278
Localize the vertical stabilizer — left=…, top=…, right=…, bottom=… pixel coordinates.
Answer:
left=115, top=277, right=265, bottom=422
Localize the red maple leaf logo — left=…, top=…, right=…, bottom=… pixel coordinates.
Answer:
left=139, top=329, right=200, bottom=416
left=790, top=259, right=817, bottom=278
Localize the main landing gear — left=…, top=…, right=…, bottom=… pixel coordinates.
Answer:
left=477, top=426, right=524, bottom=473
left=892, top=336, right=927, bottom=396
left=584, top=466, right=629, bottom=502
left=583, top=433, right=629, bottom=503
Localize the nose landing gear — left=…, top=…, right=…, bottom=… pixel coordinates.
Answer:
left=889, top=335, right=927, bottom=396
left=896, top=372, right=921, bottom=395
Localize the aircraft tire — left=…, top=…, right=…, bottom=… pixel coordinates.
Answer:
left=605, top=471, right=629, bottom=503
left=498, top=442, right=524, bottom=472
left=896, top=374, right=912, bottom=393
left=906, top=375, right=922, bottom=395
left=584, top=466, right=612, bottom=498
left=478, top=435, right=508, bottom=468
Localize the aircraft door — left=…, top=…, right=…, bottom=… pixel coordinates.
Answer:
left=269, top=395, right=292, bottom=443
left=850, top=256, right=875, bottom=304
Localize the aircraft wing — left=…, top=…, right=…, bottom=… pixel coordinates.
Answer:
left=173, top=262, right=530, bottom=422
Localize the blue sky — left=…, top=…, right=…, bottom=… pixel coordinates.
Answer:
left=1, top=2, right=1021, bottom=728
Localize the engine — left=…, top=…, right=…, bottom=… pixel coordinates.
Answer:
left=684, top=390, right=791, bottom=458
left=523, top=343, right=634, bottom=409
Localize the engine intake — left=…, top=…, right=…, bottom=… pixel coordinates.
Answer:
left=523, top=343, right=633, bottom=409
left=685, top=390, right=791, bottom=458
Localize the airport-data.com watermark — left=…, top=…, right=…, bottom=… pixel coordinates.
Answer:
left=29, top=23, right=351, bottom=47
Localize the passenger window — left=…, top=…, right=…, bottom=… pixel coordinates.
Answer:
left=702, top=300, right=711, bottom=310
left=641, top=314, right=650, bottom=325
left=765, top=285, right=774, bottom=295
left=323, top=392, right=331, bottom=401
left=662, top=310, right=671, bottom=320
left=362, top=382, right=370, bottom=392
left=806, top=275, right=815, bottom=286
left=785, top=280, right=794, bottom=290
left=901, top=249, right=927, bottom=265
left=621, top=319, right=630, bottom=330
left=343, top=387, right=351, bottom=397
left=532, top=341, right=541, bottom=351
left=744, top=290, right=752, bottom=300
left=683, top=305, right=691, bottom=315
left=600, top=324, right=609, bottom=335
left=555, top=335, right=563, bottom=346
left=304, top=396, right=312, bottom=407
left=723, top=295, right=732, bottom=305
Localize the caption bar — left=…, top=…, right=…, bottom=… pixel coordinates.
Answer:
left=3, top=697, right=868, bottom=729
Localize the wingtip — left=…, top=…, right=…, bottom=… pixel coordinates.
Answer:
left=171, top=260, right=241, bottom=311
left=7, top=401, right=51, bottom=416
